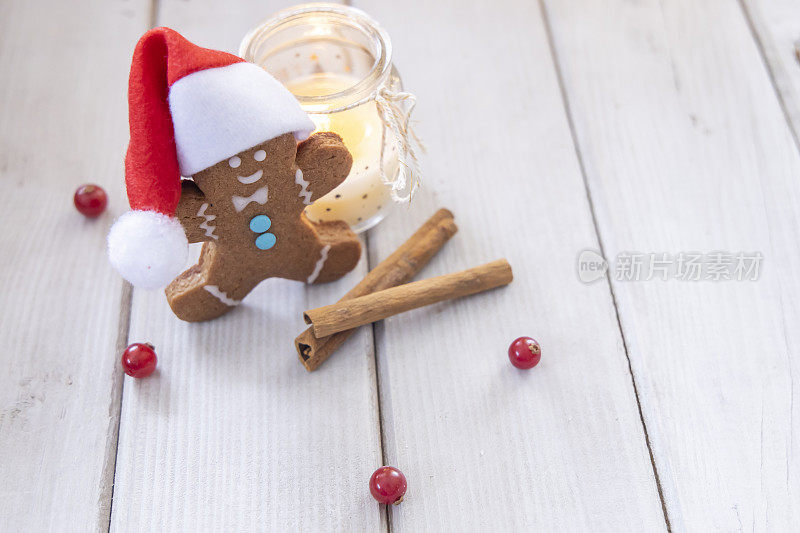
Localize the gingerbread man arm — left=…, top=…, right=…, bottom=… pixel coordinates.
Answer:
left=175, top=180, right=218, bottom=243
left=295, top=132, right=353, bottom=204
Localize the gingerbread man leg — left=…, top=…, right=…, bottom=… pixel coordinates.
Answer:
left=165, top=242, right=261, bottom=322
left=303, top=218, right=362, bottom=285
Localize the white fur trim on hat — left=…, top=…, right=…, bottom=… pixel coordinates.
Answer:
left=169, top=62, right=315, bottom=176
left=108, top=210, right=189, bottom=290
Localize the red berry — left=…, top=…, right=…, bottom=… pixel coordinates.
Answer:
left=508, top=336, right=541, bottom=369
left=121, top=343, right=158, bottom=378
left=73, top=184, right=107, bottom=217
left=369, top=466, right=407, bottom=505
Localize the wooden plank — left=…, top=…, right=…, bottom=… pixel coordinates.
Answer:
left=0, top=0, right=149, bottom=530
left=109, top=1, right=384, bottom=530
left=354, top=0, right=668, bottom=530
left=543, top=0, right=800, bottom=529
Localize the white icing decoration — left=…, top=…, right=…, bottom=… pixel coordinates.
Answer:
left=294, top=169, right=312, bottom=205
left=306, top=244, right=331, bottom=284
left=232, top=186, right=268, bottom=212
left=237, top=169, right=263, bottom=185
left=254, top=150, right=266, bottom=161
left=196, top=203, right=218, bottom=240
left=228, top=156, right=241, bottom=168
left=204, top=285, right=240, bottom=306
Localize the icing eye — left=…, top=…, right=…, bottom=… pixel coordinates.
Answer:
left=254, top=150, right=266, bottom=162
left=228, top=156, right=241, bottom=168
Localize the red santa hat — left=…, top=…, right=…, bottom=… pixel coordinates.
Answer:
left=108, top=27, right=314, bottom=290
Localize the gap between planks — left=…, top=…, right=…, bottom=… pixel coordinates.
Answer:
left=363, top=230, right=392, bottom=533
left=736, top=0, right=800, bottom=165
left=102, top=3, right=159, bottom=530
left=536, top=0, right=672, bottom=530
left=734, top=0, right=800, bottom=502
left=338, top=4, right=388, bottom=531
left=102, top=281, right=133, bottom=530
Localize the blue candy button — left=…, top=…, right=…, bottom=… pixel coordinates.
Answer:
left=255, top=232, right=277, bottom=250
left=249, top=215, right=271, bottom=233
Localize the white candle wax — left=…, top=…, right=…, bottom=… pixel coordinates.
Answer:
left=287, top=73, right=397, bottom=231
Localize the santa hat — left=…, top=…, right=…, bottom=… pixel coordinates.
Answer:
left=108, top=27, right=314, bottom=290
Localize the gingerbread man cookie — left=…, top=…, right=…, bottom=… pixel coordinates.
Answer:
left=107, top=28, right=361, bottom=321
left=167, top=132, right=360, bottom=322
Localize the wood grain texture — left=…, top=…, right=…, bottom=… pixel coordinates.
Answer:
left=355, top=0, right=668, bottom=530
left=109, top=1, right=384, bottom=530
left=0, top=0, right=148, bottom=530
left=544, top=0, right=800, bottom=529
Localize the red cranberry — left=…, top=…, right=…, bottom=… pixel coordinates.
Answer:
left=73, top=184, right=108, bottom=217
left=121, top=343, right=157, bottom=378
left=369, top=466, right=407, bottom=505
left=508, top=337, right=541, bottom=369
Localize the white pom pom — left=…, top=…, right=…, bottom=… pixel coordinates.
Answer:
left=108, top=210, right=188, bottom=290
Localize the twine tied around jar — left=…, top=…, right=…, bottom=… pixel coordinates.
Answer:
left=311, top=87, right=424, bottom=203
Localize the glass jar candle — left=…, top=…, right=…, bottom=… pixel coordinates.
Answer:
left=240, top=3, right=415, bottom=233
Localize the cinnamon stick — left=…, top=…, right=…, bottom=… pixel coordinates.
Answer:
left=295, top=208, right=457, bottom=371
left=304, top=259, right=513, bottom=338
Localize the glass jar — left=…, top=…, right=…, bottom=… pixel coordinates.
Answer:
left=240, top=3, right=408, bottom=233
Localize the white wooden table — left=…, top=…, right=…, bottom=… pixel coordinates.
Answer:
left=2, top=0, right=800, bottom=530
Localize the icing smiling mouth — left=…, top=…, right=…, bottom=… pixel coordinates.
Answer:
left=237, top=169, right=263, bottom=184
